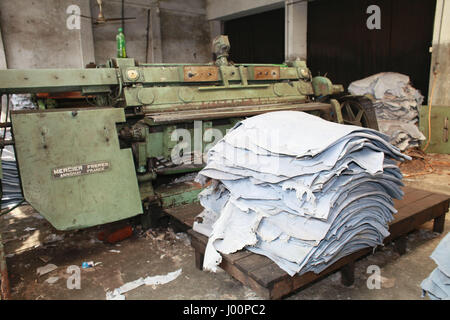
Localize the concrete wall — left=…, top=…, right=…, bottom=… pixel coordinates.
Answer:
left=160, top=0, right=211, bottom=63
left=0, top=0, right=93, bottom=69
left=206, top=0, right=284, bottom=20
left=92, top=0, right=212, bottom=64
left=0, top=23, right=6, bottom=69
left=91, top=0, right=151, bottom=64
left=0, top=24, right=6, bottom=122
left=0, top=0, right=212, bottom=68
left=285, top=0, right=307, bottom=61
left=430, top=0, right=450, bottom=106
left=207, top=0, right=307, bottom=62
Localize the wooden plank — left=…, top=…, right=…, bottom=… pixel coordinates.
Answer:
left=264, top=249, right=373, bottom=299
left=226, top=250, right=254, bottom=264
left=251, top=246, right=372, bottom=290
left=249, top=262, right=290, bottom=289
left=165, top=203, right=204, bottom=229
left=187, top=229, right=253, bottom=264
left=387, top=195, right=449, bottom=241
left=188, top=229, right=207, bottom=245
left=393, top=188, right=431, bottom=210
left=392, top=193, right=448, bottom=221
left=220, top=257, right=271, bottom=299
left=234, top=254, right=273, bottom=274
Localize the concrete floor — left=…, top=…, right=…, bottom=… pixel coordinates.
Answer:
left=1, top=157, right=449, bottom=300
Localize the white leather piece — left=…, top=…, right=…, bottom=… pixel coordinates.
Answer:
left=193, top=111, right=409, bottom=276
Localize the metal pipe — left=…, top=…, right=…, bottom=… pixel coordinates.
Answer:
left=137, top=172, right=157, bottom=182
left=0, top=139, right=14, bottom=147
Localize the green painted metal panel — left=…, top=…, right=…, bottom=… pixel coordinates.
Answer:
left=156, top=182, right=202, bottom=208
left=124, top=81, right=307, bottom=108
left=11, top=108, right=142, bottom=230
left=419, top=105, right=450, bottom=154
left=0, top=69, right=118, bottom=94
left=143, top=120, right=236, bottom=162
left=121, top=65, right=300, bottom=85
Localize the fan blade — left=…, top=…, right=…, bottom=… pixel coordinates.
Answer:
left=104, top=17, right=137, bottom=22
left=77, top=14, right=95, bottom=20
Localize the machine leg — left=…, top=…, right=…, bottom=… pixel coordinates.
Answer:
left=394, top=236, right=407, bottom=255
left=433, top=214, right=446, bottom=233
left=140, top=202, right=166, bottom=230
left=341, top=262, right=355, bottom=287
left=194, top=250, right=204, bottom=270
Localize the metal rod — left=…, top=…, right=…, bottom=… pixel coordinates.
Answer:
left=122, top=0, right=125, bottom=34
left=0, top=139, right=14, bottom=147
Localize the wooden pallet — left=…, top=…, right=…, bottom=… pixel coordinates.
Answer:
left=186, top=187, right=450, bottom=299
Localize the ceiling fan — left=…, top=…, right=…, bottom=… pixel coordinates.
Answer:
left=80, top=0, right=136, bottom=25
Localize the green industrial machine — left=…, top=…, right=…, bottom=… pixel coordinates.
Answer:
left=0, top=36, right=378, bottom=231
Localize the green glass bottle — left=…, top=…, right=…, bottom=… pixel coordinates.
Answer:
left=116, top=27, right=127, bottom=58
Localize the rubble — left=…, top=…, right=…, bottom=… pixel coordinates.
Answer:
left=36, top=264, right=57, bottom=277
left=105, top=268, right=182, bottom=300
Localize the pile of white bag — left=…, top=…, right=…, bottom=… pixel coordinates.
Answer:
left=193, top=111, right=410, bottom=276
left=421, top=232, right=450, bottom=300
left=348, top=72, right=425, bottom=151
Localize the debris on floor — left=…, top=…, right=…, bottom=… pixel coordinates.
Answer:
left=98, top=225, right=133, bottom=244
left=194, top=111, right=409, bottom=276
left=105, top=268, right=182, bottom=300
left=399, top=149, right=450, bottom=178
left=36, top=264, right=57, bottom=277
left=421, top=232, right=450, bottom=300
left=44, top=234, right=65, bottom=244
left=45, top=276, right=59, bottom=285
left=348, top=72, right=425, bottom=151
left=38, top=256, right=52, bottom=263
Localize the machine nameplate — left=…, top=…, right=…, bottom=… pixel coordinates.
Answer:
left=184, top=66, right=219, bottom=82
left=52, top=161, right=111, bottom=179
left=253, top=66, right=280, bottom=80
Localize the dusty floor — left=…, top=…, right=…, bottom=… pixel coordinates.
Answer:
left=1, top=155, right=449, bottom=300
